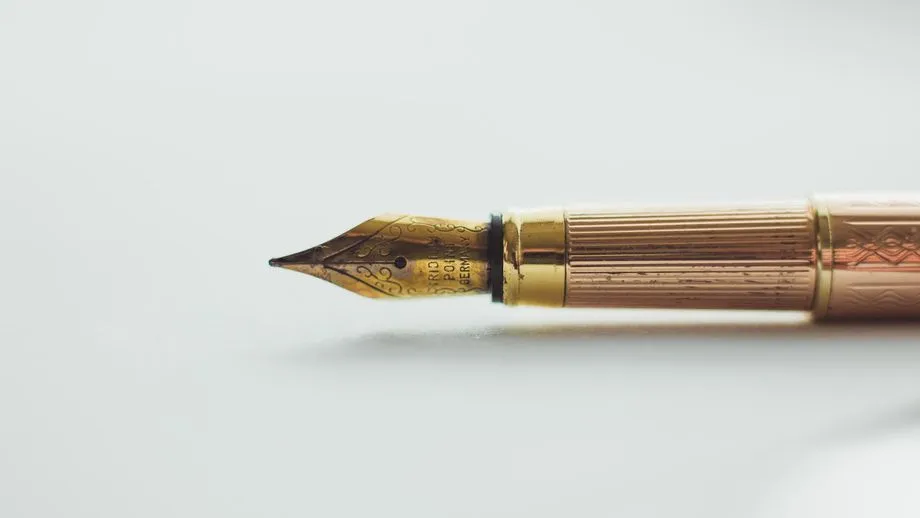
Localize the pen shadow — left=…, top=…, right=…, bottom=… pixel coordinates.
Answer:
left=293, top=319, right=920, bottom=444
left=306, top=318, right=920, bottom=361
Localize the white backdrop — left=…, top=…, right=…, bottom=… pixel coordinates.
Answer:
left=2, top=1, right=920, bottom=517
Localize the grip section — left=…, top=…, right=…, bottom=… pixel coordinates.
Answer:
left=565, top=205, right=817, bottom=310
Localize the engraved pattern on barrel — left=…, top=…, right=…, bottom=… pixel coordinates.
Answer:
left=565, top=205, right=817, bottom=310
left=818, top=196, right=920, bottom=318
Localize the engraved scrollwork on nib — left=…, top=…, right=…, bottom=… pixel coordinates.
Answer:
left=354, top=223, right=404, bottom=258
left=405, top=217, right=485, bottom=234
left=270, top=213, right=490, bottom=299
left=355, top=266, right=404, bottom=295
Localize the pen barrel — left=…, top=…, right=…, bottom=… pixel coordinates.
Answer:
left=501, top=195, right=920, bottom=318
left=565, top=204, right=817, bottom=311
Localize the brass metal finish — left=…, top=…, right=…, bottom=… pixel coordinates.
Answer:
left=815, top=195, right=920, bottom=319
left=565, top=205, right=817, bottom=310
left=270, top=214, right=489, bottom=298
left=271, top=193, right=920, bottom=319
left=812, top=200, right=834, bottom=318
left=502, top=210, right=566, bottom=307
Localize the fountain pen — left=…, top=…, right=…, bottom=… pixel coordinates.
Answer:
left=269, top=194, right=920, bottom=319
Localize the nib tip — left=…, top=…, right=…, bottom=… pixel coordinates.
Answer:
left=268, top=258, right=282, bottom=267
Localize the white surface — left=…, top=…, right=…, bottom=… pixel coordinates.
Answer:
left=3, top=1, right=920, bottom=517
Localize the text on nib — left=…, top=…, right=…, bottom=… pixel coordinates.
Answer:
left=269, top=213, right=490, bottom=299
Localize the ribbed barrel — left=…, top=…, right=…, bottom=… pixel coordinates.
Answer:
left=565, top=205, right=817, bottom=309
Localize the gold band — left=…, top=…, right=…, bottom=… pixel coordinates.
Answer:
left=811, top=198, right=834, bottom=318
left=502, top=209, right=566, bottom=306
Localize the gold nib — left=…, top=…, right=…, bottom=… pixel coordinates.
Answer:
left=270, top=214, right=490, bottom=299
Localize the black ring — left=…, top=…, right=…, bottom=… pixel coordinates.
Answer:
left=488, top=213, right=503, bottom=303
